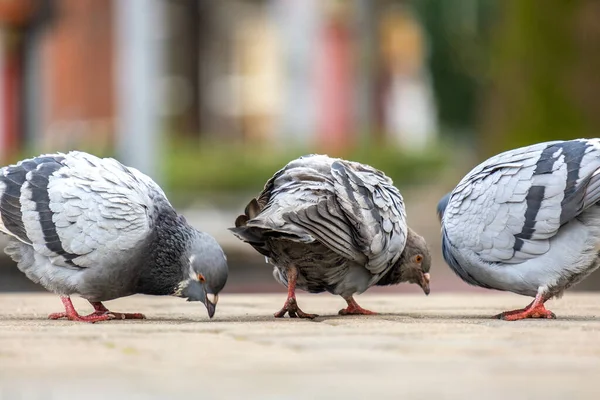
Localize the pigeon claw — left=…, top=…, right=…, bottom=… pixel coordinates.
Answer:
left=48, top=297, right=146, bottom=323
left=93, top=311, right=147, bottom=320
left=338, top=307, right=377, bottom=316
left=493, top=305, right=556, bottom=321
left=274, top=297, right=318, bottom=319
left=339, top=296, right=377, bottom=316
left=48, top=311, right=117, bottom=323
left=90, top=302, right=146, bottom=320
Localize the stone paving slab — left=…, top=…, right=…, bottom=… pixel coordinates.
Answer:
left=0, top=292, right=599, bottom=400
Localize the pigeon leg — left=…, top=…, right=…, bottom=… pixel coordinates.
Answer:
left=494, top=292, right=556, bottom=321
left=339, top=296, right=377, bottom=315
left=89, top=301, right=146, bottom=320
left=48, top=296, right=117, bottom=323
left=274, top=265, right=318, bottom=319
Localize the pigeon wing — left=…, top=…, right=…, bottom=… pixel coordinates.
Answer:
left=0, top=152, right=156, bottom=269
left=329, top=160, right=408, bottom=275
left=443, top=139, right=600, bottom=264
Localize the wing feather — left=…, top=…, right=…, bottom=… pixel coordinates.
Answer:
left=235, top=154, right=408, bottom=277
left=444, top=139, right=600, bottom=264
left=0, top=151, right=159, bottom=269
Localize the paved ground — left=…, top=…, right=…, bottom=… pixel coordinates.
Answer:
left=1, top=293, right=600, bottom=399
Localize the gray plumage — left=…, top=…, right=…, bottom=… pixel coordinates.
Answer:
left=230, top=154, right=431, bottom=316
left=438, top=138, right=600, bottom=308
left=0, top=151, right=228, bottom=320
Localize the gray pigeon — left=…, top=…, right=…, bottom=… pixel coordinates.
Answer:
left=437, top=138, right=600, bottom=320
left=230, top=154, right=431, bottom=318
left=0, top=151, right=228, bottom=322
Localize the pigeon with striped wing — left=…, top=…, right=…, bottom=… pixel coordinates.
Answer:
left=438, top=139, right=600, bottom=320
left=0, top=151, right=228, bottom=322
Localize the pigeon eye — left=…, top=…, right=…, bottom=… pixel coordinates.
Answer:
left=197, top=274, right=206, bottom=283
left=415, top=255, right=423, bottom=263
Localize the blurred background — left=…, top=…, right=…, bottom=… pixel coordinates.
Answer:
left=0, top=0, right=599, bottom=294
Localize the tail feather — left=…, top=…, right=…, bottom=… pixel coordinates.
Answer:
left=234, top=214, right=249, bottom=228
left=229, top=226, right=267, bottom=244
left=231, top=196, right=314, bottom=257
left=228, top=226, right=272, bottom=257
left=229, top=225, right=309, bottom=243
left=244, top=198, right=261, bottom=219
left=234, top=198, right=262, bottom=229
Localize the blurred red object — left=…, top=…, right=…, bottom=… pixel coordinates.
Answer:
left=316, top=17, right=353, bottom=154
left=0, top=0, right=35, bottom=27
left=0, top=0, right=37, bottom=161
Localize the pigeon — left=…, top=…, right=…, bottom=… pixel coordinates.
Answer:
left=437, top=138, right=600, bottom=320
left=0, top=151, right=228, bottom=322
left=230, top=154, right=431, bottom=318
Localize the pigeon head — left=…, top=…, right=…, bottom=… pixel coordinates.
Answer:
left=436, top=192, right=451, bottom=222
left=396, top=229, right=432, bottom=295
left=176, top=231, right=229, bottom=318
left=376, top=228, right=431, bottom=293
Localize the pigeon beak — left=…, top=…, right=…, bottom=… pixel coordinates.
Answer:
left=205, top=293, right=218, bottom=319
left=420, top=273, right=431, bottom=296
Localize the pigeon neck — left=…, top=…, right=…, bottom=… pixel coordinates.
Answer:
left=376, top=227, right=429, bottom=286
left=375, top=257, right=404, bottom=286
left=135, top=209, right=193, bottom=296
left=375, top=231, right=416, bottom=286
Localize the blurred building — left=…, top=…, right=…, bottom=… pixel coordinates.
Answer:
left=0, top=0, right=112, bottom=160
left=378, top=5, right=437, bottom=149
left=168, top=0, right=440, bottom=153
left=0, top=0, right=52, bottom=159
left=0, top=0, right=440, bottom=162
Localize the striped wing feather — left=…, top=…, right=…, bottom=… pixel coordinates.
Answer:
left=443, top=139, right=600, bottom=264
left=0, top=152, right=155, bottom=269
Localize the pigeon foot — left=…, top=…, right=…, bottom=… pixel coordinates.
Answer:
left=494, top=306, right=556, bottom=321
left=274, top=297, right=318, bottom=319
left=494, top=292, right=556, bottom=321
left=339, top=296, right=377, bottom=315
left=47, top=296, right=117, bottom=323
left=48, top=296, right=145, bottom=323
left=90, top=302, right=146, bottom=320
left=48, top=311, right=116, bottom=323
left=274, top=265, right=318, bottom=319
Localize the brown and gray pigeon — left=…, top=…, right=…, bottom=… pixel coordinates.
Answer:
left=230, top=154, right=431, bottom=318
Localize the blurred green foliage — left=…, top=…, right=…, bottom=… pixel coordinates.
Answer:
left=412, top=0, right=600, bottom=160
left=411, top=0, right=498, bottom=132
left=164, top=137, right=448, bottom=198
left=480, top=0, right=591, bottom=157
